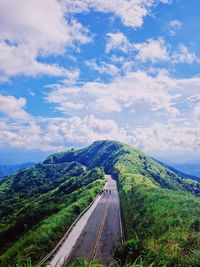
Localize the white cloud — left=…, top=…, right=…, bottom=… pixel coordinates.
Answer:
left=134, top=38, right=169, bottom=63
left=166, top=20, right=182, bottom=36
left=0, top=41, right=81, bottom=80
left=105, top=33, right=200, bottom=65
left=171, top=44, right=200, bottom=64
left=106, top=32, right=132, bottom=53
left=194, top=104, right=200, bottom=120
left=0, top=0, right=91, bottom=54
left=64, top=0, right=170, bottom=29
left=0, top=115, right=126, bottom=151
left=85, top=59, right=119, bottom=76
left=2, top=80, right=200, bottom=154
left=128, top=122, right=200, bottom=154
left=187, top=94, right=200, bottom=104
left=0, top=0, right=169, bottom=79
left=0, top=0, right=90, bottom=80
left=0, top=94, right=30, bottom=121
left=1, top=112, right=200, bottom=156
left=46, top=70, right=180, bottom=119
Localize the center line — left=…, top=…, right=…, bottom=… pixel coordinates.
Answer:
left=92, top=197, right=110, bottom=261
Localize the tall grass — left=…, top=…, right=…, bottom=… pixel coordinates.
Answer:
left=116, top=170, right=200, bottom=266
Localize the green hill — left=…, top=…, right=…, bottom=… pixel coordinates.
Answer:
left=0, top=140, right=200, bottom=266
left=0, top=161, right=105, bottom=266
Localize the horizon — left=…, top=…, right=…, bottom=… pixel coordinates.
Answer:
left=1, top=140, right=200, bottom=165
left=1, top=1, right=200, bottom=163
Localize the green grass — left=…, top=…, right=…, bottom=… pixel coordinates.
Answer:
left=0, top=161, right=105, bottom=266
left=2, top=180, right=104, bottom=267
left=114, top=155, right=200, bottom=266
left=1, top=140, right=200, bottom=267
left=44, top=140, right=200, bottom=266
left=66, top=256, right=154, bottom=267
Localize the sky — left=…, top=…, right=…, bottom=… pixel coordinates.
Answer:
left=1, top=0, right=200, bottom=164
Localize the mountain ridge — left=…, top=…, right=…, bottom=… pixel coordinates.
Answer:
left=0, top=140, right=200, bottom=266
left=45, top=140, right=200, bottom=196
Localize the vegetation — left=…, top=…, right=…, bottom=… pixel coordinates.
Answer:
left=1, top=140, right=200, bottom=266
left=50, top=140, right=200, bottom=266
left=112, top=143, right=200, bottom=266
left=0, top=161, right=105, bottom=266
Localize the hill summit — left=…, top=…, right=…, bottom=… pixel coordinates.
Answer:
left=45, top=140, right=200, bottom=195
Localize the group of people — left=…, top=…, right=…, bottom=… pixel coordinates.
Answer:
left=99, top=189, right=112, bottom=195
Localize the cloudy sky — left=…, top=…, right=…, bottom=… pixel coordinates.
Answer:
left=1, top=0, right=200, bottom=163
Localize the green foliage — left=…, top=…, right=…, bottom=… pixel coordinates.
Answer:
left=1, top=140, right=200, bottom=267
left=68, top=257, right=105, bottom=267
left=0, top=160, right=105, bottom=266
left=42, top=140, right=200, bottom=266
left=45, top=140, right=200, bottom=196
left=67, top=257, right=153, bottom=267
left=108, top=142, right=200, bottom=266
left=15, top=256, right=33, bottom=267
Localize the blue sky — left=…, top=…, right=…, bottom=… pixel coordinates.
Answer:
left=1, top=0, right=200, bottom=164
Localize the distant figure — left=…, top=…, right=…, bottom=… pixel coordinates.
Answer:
left=109, top=189, right=111, bottom=194
left=99, top=190, right=103, bottom=196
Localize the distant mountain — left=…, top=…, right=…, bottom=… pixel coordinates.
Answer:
left=171, top=163, right=200, bottom=178
left=0, top=140, right=200, bottom=267
left=0, top=162, right=35, bottom=180
left=154, top=159, right=200, bottom=182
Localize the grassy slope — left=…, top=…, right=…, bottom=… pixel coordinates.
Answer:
left=112, top=143, right=200, bottom=266
left=0, top=161, right=105, bottom=266
left=48, top=140, right=200, bottom=266
left=1, top=140, right=200, bottom=267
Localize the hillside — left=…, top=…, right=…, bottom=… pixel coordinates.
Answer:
left=0, top=140, right=200, bottom=266
left=45, top=140, right=200, bottom=196
left=45, top=140, right=200, bottom=266
left=0, top=162, right=35, bottom=180
left=0, top=161, right=105, bottom=266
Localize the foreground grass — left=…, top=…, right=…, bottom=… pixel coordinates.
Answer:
left=67, top=257, right=153, bottom=267
left=116, top=169, right=200, bottom=266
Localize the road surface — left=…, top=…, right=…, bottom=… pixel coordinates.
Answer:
left=48, top=175, right=122, bottom=267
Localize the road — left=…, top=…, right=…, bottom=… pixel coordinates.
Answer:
left=48, top=175, right=122, bottom=267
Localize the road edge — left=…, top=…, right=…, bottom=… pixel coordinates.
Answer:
left=38, top=179, right=107, bottom=266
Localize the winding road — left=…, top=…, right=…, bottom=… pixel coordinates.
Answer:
left=48, top=175, right=122, bottom=267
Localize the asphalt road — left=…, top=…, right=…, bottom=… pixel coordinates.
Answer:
left=66, top=174, right=122, bottom=266
left=48, top=174, right=122, bottom=267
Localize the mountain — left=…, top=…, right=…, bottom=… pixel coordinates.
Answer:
left=0, top=140, right=200, bottom=267
left=0, top=162, right=35, bottom=180
left=155, top=159, right=200, bottom=182
left=171, top=163, right=200, bottom=178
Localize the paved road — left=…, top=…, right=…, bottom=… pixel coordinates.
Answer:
left=67, top=175, right=122, bottom=265
left=48, top=175, right=122, bottom=267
